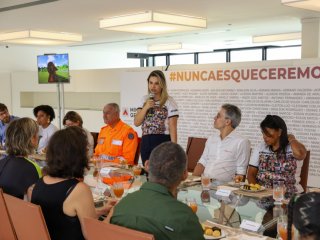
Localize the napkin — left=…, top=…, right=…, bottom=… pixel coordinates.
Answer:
left=225, top=235, right=267, bottom=240
left=217, top=185, right=238, bottom=191
left=100, top=167, right=119, bottom=176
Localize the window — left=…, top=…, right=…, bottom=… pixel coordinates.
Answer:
left=267, top=46, right=301, bottom=60
left=231, top=49, right=262, bottom=62
left=170, top=54, right=194, bottom=65
left=198, top=52, right=226, bottom=64
left=154, top=56, right=166, bottom=66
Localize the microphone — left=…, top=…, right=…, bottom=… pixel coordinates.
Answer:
left=148, top=92, right=155, bottom=116
left=149, top=92, right=155, bottom=100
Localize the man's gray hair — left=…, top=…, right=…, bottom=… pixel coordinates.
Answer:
left=106, top=103, right=120, bottom=113
left=222, top=104, right=241, bottom=128
left=148, top=142, right=187, bottom=188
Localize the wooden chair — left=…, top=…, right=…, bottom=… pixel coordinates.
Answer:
left=83, top=217, right=155, bottom=240
left=0, top=189, right=17, bottom=240
left=91, top=132, right=99, bottom=150
left=4, top=194, right=51, bottom=240
left=185, top=137, right=207, bottom=172
left=134, top=137, right=142, bottom=165
left=300, top=150, right=310, bottom=193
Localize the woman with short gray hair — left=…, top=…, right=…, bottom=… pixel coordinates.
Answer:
left=0, top=117, right=42, bottom=199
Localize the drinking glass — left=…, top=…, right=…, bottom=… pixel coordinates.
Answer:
left=273, top=180, right=285, bottom=204
left=112, top=182, right=125, bottom=199
left=119, top=157, right=127, bottom=169
left=93, top=157, right=105, bottom=196
left=277, top=215, right=288, bottom=240
left=133, top=165, right=142, bottom=179
left=201, top=173, right=211, bottom=190
left=186, top=197, right=198, bottom=213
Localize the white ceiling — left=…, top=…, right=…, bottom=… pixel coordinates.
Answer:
left=1, top=0, right=320, bottom=53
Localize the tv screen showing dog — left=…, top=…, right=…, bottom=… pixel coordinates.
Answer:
left=37, top=53, right=70, bottom=84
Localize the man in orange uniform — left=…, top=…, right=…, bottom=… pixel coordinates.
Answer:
left=94, top=103, right=138, bottom=165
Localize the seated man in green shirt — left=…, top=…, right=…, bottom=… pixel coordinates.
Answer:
left=110, top=142, right=205, bottom=240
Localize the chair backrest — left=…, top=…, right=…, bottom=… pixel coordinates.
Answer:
left=0, top=189, right=17, bottom=240
left=134, top=137, right=142, bottom=165
left=4, top=194, right=51, bottom=240
left=300, top=150, right=310, bottom=193
left=83, top=217, right=155, bottom=240
left=186, top=137, right=207, bottom=172
left=91, top=132, right=99, bottom=150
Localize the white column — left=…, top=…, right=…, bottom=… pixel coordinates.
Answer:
left=301, top=18, right=320, bottom=58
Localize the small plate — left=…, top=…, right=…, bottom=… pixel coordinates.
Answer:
left=204, top=230, right=226, bottom=239
left=240, top=185, right=266, bottom=192
left=227, top=181, right=244, bottom=187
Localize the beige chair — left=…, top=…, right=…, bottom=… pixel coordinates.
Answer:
left=186, top=137, right=207, bottom=172
left=83, top=217, right=155, bottom=240
left=0, top=189, right=17, bottom=240
left=4, top=194, right=51, bottom=240
left=300, top=150, right=310, bottom=193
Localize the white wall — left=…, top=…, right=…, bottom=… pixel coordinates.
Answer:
left=0, top=44, right=142, bottom=72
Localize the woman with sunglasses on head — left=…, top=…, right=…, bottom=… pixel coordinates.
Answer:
left=134, top=70, right=179, bottom=166
left=247, top=115, right=307, bottom=198
left=63, top=111, right=94, bottom=157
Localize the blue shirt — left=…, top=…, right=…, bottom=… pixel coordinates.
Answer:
left=0, top=115, right=19, bottom=146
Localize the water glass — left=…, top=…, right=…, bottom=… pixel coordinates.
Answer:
left=273, top=180, right=285, bottom=204
left=201, top=173, right=211, bottom=189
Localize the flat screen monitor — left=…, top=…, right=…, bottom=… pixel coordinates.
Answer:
left=37, top=53, right=70, bottom=84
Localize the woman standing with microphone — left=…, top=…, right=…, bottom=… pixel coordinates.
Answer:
left=134, top=70, right=179, bottom=166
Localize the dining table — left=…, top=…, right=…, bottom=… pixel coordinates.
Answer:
left=84, top=167, right=278, bottom=239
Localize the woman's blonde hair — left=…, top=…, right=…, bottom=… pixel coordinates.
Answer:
left=5, top=117, right=38, bottom=156
left=147, top=70, right=168, bottom=107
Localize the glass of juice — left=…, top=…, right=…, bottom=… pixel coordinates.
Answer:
left=201, top=173, right=211, bottom=190
left=277, top=215, right=288, bottom=240
left=133, top=165, right=142, bottom=179
left=186, top=198, right=198, bottom=213
left=112, top=182, right=125, bottom=199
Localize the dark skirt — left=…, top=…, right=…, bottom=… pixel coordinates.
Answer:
left=140, top=134, right=171, bottom=165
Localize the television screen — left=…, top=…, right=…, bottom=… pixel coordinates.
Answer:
left=37, top=53, right=70, bottom=84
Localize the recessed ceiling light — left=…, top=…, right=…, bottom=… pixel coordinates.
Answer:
left=99, top=11, right=207, bottom=34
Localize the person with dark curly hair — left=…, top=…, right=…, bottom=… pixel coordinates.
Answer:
left=28, top=126, right=115, bottom=240
left=287, top=192, right=320, bottom=240
left=33, top=105, right=58, bottom=153
left=247, top=115, right=307, bottom=198
left=0, top=118, right=41, bottom=199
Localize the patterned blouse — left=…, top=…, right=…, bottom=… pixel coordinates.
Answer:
left=249, top=142, right=302, bottom=197
left=137, top=96, right=179, bottom=136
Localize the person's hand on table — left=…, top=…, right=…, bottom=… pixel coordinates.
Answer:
left=96, top=198, right=118, bottom=217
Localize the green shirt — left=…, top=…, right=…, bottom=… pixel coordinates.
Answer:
left=111, top=182, right=205, bottom=240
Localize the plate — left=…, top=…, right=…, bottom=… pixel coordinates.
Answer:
left=204, top=230, right=226, bottom=239
left=239, top=185, right=266, bottom=192
left=227, top=181, right=244, bottom=187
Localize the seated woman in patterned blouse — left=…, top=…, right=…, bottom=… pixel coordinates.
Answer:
left=247, top=115, right=307, bottom=198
